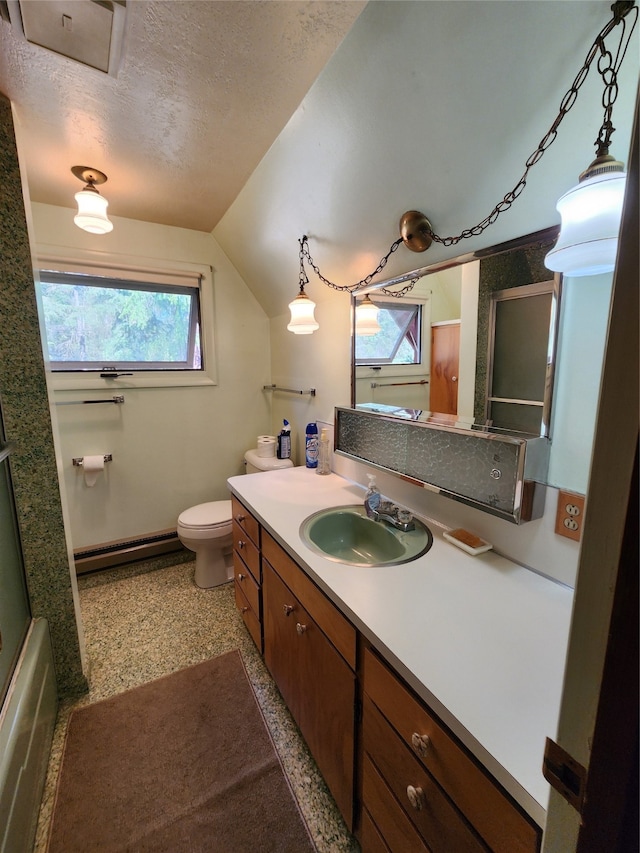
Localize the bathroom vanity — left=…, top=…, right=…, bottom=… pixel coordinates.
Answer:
left=228, top=466, right=573, bottom=852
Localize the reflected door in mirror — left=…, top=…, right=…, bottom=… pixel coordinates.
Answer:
left=430, top=321, right=459, bottom=416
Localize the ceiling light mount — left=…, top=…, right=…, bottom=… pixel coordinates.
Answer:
left=399, top=210, right=433, bottom=253
left=71, top=165, right=109, bottom=188
left=71, top=165, right=113, bottom=235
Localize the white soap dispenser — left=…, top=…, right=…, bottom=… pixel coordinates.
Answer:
left=316, top=428, right=331, bottom=475
left=364, top=474, right=381, bottom=515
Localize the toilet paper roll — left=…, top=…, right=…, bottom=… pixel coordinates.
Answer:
left=83, top=455, right=105, bottom=488
left=257, top=436, right=276, bottom=458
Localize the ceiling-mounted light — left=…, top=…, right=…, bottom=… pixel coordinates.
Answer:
left=290, top=1, right=636, bottom=320
left=71, top=166, right=113, bottom=234
left=355, top=295, right=381, bottom=336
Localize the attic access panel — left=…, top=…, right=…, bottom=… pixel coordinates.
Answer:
left=18, top=0, right=117, bottom=73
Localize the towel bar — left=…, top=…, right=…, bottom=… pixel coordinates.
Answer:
left=56, top=396, right=125, bottom=406
left=263, top=385, right=316, bottom=397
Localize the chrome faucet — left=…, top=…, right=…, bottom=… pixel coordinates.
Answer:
left=364, top=491, right=415, bottom=532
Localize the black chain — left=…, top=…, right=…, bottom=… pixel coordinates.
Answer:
left=428, top=1, right=637, bottom=247
left=300, top=1, right=637, bottom=290
left=301, top=236, right=402, bottom=292
left=302, top=237, right=420, bottom=297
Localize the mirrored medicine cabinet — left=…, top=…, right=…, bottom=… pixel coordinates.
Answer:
left=342, top=227, right=584, bottom=513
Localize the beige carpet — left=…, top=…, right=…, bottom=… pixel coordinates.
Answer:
left=46, top=650, right=316, bottom=852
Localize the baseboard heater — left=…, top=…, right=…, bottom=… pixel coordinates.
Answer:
left=74, top=529, right=186, bottom=575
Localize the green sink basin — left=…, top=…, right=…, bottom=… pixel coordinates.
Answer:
left=300, top=505, right=433, bottom=566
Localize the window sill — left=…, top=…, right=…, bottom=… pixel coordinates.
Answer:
left=48, top=371, right=217, bottom=392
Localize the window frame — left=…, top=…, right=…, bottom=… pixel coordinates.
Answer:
left=354, top=295, right=430, bottom=381
left=35, top=249, right=217, bottom=391
left=38, top=270, right=203, bottom=373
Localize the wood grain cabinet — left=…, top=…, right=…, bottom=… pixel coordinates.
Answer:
left=231, top=496, right=263, bottom=652
left=228, top=494, right=544, bottom=852
left=262, top=531, right=357, bottom=830
left=361, top=646, right=542, bottom=853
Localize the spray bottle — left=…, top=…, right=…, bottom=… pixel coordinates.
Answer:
left=305, top=422, right=319, bottom=468
left=277, top=419, right=291, bottom=459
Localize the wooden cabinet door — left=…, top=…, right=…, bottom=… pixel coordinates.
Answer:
left=263, top=560, right=356, bottom=828
left=430, top=322, right=460, bottom=415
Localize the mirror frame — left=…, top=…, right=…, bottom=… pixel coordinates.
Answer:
left=350, top=225, right=560, bottom=433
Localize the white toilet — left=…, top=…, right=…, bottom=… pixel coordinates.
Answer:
left=177, top=449, right=293, bottom=588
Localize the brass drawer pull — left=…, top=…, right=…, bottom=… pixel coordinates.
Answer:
left=283, top=604, right=294, bottom=616
left=241, top=606, right=249, bottom=614
left=238, top=539, right=246, bottom=549
left=411, top=732, right=431, bottom=757
left=235, top=514, right=246, bottom=523
left=406, top=785, right=426, bottom=811
left=237, top=572, right=246, bottom=581
left=296, top=622, right=307, bottom=635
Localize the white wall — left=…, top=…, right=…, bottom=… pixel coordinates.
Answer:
left=30, top=203, right=272, bottom=550
left=213, top=1, right=638, bottom=588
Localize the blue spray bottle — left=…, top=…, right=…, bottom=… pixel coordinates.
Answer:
left=305, top=422, right=319, bottom=468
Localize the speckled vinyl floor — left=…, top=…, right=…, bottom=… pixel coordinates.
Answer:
left=34, top=560, right=359, bottom=853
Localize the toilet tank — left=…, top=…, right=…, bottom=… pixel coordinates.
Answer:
left=244, top=449, right=295, bottom=474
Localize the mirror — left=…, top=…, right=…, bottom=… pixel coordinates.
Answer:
left=351, top=227, right=560, bottom=436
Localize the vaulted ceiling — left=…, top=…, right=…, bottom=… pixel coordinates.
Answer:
left=0, top=0, right=365, bottom=232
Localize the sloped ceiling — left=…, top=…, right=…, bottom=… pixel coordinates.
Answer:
left=0, top=0, right=365, bottom=232
left=212, top=1, right=639, bottom=318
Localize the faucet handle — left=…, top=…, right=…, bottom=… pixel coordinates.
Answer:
left=397, top=509, right=413, bottom=524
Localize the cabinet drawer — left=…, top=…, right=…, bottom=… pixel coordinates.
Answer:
left=231, top=495, right=260, bottom=547
left=233, top=553, right=260, bottom=616
left=262, top=531, right=356, bottom=669
left=363, top=647, right=540, bottom=853
left=234, top=579, right=262, bottom=652
left=233, top=519, right=260, bottom=582
left=360, top=809, right=392, bottom=853
left=362, top=753, right=430, bottom=853
left=363, top=695, right=487, bottom=853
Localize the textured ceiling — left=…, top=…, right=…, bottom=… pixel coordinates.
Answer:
left=0, top=0, right=365, bottom=232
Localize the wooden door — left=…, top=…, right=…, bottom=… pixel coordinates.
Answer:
left=430, top=322, right=460, bottom=415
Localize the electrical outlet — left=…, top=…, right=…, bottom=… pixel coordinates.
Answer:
left=555, top=490, right=586, bottom=541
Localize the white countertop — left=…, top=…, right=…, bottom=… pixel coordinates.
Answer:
left=227, top=466, right=573, bottom=827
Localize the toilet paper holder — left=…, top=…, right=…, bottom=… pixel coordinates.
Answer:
left=72, top=454, right=113, bottom=467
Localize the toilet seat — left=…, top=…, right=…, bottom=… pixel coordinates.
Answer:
left=178, top=500, right=232, bottom=533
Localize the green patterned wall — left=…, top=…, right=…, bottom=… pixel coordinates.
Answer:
left=0, top=94, right=86, bottom=697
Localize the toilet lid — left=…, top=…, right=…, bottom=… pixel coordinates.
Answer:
left=179, top=500, right=232, bottom=529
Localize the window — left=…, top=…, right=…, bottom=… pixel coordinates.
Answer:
left=38, top=271, right=202, bottom=372
left=355, top=300, right=423, bottom=366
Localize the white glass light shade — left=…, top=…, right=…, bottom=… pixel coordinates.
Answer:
left=74, top=188, right=113, bottom=234
left=287, top=291, right=319, bottom=334
left=355, top=296, right=381, bottom=336
left=545, top=171, right=626, bottom=277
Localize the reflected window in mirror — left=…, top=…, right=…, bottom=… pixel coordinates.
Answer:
left=354, top=296, right=430, bottom=418
left=355, top=299, right=423, bottom=365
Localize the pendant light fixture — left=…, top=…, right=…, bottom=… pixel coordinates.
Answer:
left=544, top=1, right=636, bottom=276
left=289, top=2, right=636, bottom=333
left=71, top=166, right=113, bottom=235
left=287, top=237, right=319, bottom=334
left=545, top=153, right=627, bottom=276
left=355, top=295, right=381, bottom=336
